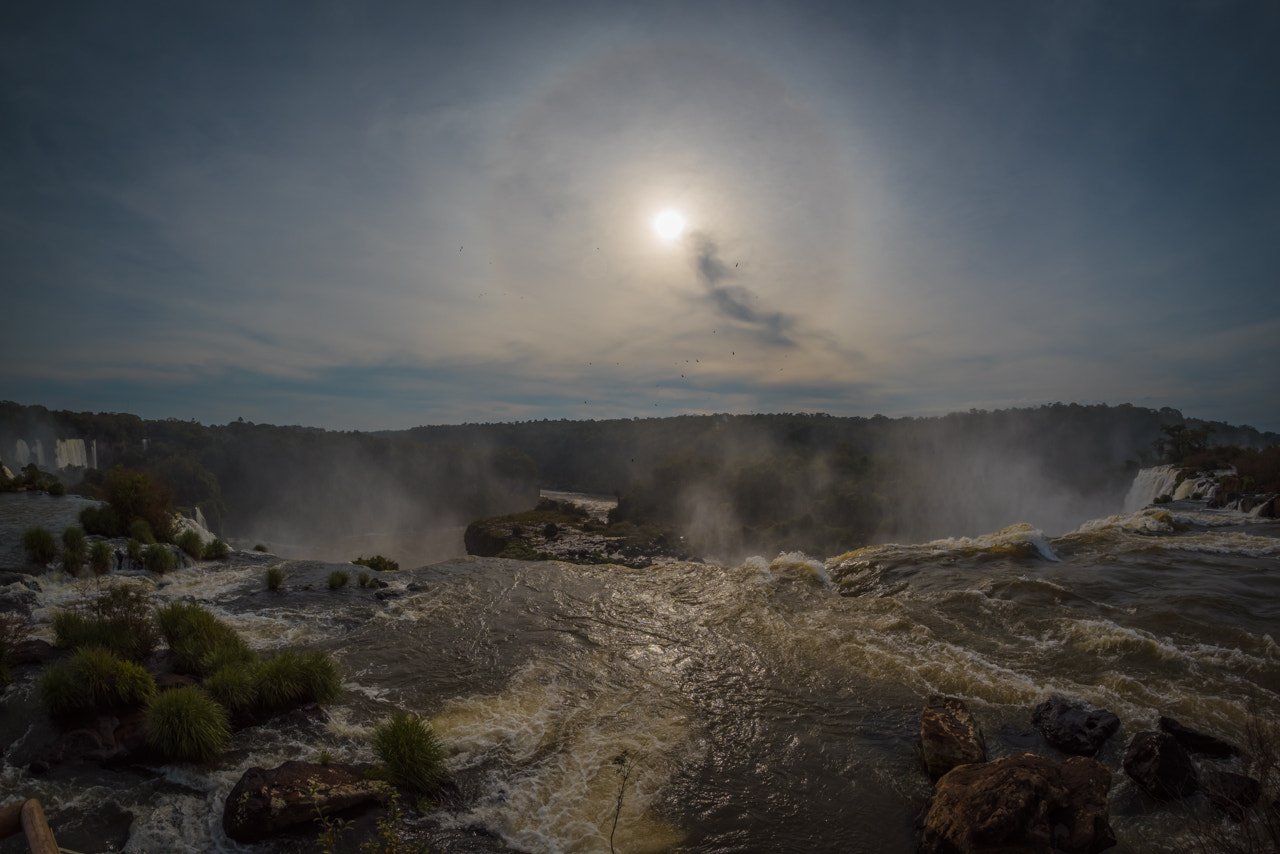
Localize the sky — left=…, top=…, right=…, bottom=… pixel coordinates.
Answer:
left=2, top=1, right=1278, bottom=432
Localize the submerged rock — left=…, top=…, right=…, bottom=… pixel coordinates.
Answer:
left=1158, top=715, right=1239, bottom=758
left=222, top=760, right=390, bottom=843
left=919, top=752, right=1115, bottom=854
left=1031, top=696, right=1120, bottom=756
left=921, top=695, right=986, bottom=780
left=1202, top=771, right=1261, bottom=821
left=1123, top=731, right=1198, bottom=801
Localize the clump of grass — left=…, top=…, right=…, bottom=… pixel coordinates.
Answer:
left=176, top=530, right=204, bottom=560
left=357, top=571, right=373, bottom=588
left=126, top=537, right=143, bottom=565
left=328, top=570, right=349, bottom=590
left=252, top=649, right=343, bottom=713
left=353, top=555, right=399, bottom=572
left=265, top=566, right=285, bottom=591
left=0, top=613, right=31, bottom=689
left=253, top=543, right=268, bottom=552
left=128, top=520, right=156, bottom=545
left=144, top=543, right=177, bottom=573
left=371, top=711, right=448, bottom=793
left=89, top=540, right=114, bottom=575
left=22, top=526, right=58, bottom=565
left=40, top=646, right=156, bottom=718
left=51, top=584, right=157, bottom=661
left=156, top=601, right=254, bottom=677
left=80, top=504, right=122, bottom=537
left=145, top=686, right=231, bottom=763
left=204, top=539, right=230, bottom=560
left=205, top=661, right=260, bottom=715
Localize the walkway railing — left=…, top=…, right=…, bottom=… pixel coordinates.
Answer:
left=0, top=799, right=59, bottom=854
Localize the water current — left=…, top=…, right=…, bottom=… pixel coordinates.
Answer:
left=2, top=493, right=1278, bottom=853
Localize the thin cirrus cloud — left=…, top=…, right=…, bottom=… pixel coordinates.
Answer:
left=0, top=1, right=1277, bottom=431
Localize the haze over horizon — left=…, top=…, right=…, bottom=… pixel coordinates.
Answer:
left=3, top=2, right=1278, bottom=433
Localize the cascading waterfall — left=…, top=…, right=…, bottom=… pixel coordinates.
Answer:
left=1122, top=464, right=1181, bottom=512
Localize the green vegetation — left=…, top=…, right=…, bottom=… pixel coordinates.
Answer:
left=156, top=601, right=255, bottom=677
left=253, top=543, right=269, bottom=552
left=61, top=526, right=87, bottom=573
left=357, top=571, right=374, bottom=588
left=0, top=613, right=30, bottom=689
left=204, top=538, right=230, bottom=559
left=89, top=540, right=113, bottom=575
left=328, top=570, right=349, bottom=590
left=253, top=649, right=343, bottom=714
left=144, top=542, right=177, bottom=573
left=40, top=646, right=156, bottom=718
left=126, top=537, right=143, bottom=564
left=129, top=519, right=156, bottom=545
left=22, top=526, right=58, bottom=565
left=50, top=584, right=157, bottom=661
left=265, top=565, right=285, bottom=591
left=106, top=467, right=175, bottom=542
left=371, top=711, right=448, bottom=794
left=176, top=529, right=204, bottom=559
left=145, top=686, right=231, bottom=763
left=79, top=503, right=122, bottom=537
left=353, top=554, right=399, bottom=572
left=47, top=480, right=66, bottom=496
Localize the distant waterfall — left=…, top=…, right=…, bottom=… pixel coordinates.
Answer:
left=1123, top=465, right=1181, bottom=513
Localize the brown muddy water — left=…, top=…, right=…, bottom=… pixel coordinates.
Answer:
left=1, top=494, right=1278, bottom=853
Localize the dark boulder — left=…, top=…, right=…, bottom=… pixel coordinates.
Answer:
left=919, top=752, right=1115, bottom=854
left=222, top=760, right=390, bottom=843
left=1123, top=731, right=1198, bottom=801
left=1031, top=696, right=1121, bottom=756
left=1202, top=771, right=1261, bottom=821
left=920, top=695, right=986, bottom=780
left=1158, top=716, right=1239, bottom=758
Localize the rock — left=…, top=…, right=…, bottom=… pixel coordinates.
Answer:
left=1031, top=696, right=1121, bottom=756
left=9, top=639, right=64, bottom=667
left=1123, top=731, right=1198, bottom=800
left=919, top=752, right=1115, bottom=854
left=1158, top=716, right=1239, bottom=757
left=222, top=760, right=390, bottom=843
left=1202, top=771, right=1261, bottom=821
left=921, top=695, right=986, bottom=780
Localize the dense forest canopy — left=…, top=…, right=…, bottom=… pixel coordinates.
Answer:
left=3, top=401, right=1276, bottom=560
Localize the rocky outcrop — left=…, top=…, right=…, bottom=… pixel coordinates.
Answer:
left=1158, top=716, right=1239, bottom=758
left=921, top=695, right=986, bottom=780
left=1031, top=696, right=1120, bottom=756
left=222, top=760, right=390, bottom=843
left=919, top=753, right=1115, bottom=854
left=1122, top=731, right=1197, bottom=800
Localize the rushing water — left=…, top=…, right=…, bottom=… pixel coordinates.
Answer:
left=1, top=494, right=1279, bottom=853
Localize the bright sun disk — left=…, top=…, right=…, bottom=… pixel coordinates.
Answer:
left=653, top=209, right=686, bottom=240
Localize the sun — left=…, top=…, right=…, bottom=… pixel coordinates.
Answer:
left=653, top=209, right=686, bottom=240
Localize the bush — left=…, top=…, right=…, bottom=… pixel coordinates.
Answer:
left=145, top=686, right=231, bottom=763
left=106, top=466, right=174, bottom=543
left=40, top=661, right=91, bottom=717
left=265, top=566, right=285, bottom=591
left=47, top=481, right=66, bottom=496
left=372, top=712, right=448, bottom=793
left=62, top=546, right=84, bottom=575
left=129, top=519, right=156, bottom=545
left=51, top=584, right=157, bottom=661
left=156, top=601, right=255, bottom=677
left=206, top=662, right=259, bottom=714
left=204, top=539, right=230, bottom=560
left=250, top=649, right=342, bottom=714
left=89, top=540, right=114, bottom=575
left=80, top=504, right=123, bottom=537
left=144, top=543, right=177, bottom=573
left=62, top=526, right=87, bottom=553
left=357, top=571, right=373, bottom=588
left=22, top=527, right=58, bottom=565
left=328, top=570, right=349, bottom=590
left=126, top=538, right=143, bottom=564
left=253, top=543, right=268, bottom=552
left=176, top=530, right=204, bottom=560
left=353, top=555, right=399, bottom=573
left=40, top=647, right=156, bottom=717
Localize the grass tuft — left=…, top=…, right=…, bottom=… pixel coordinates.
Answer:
left=145, top=686, right=231, bottom=763
left=22, top=526, right=58, bottom=565
left=372, top=711, right=448, bottom=793
left=265, top=566, right=285, bottom=591
left=144, top=543, right=177, bottom=573
left=328, top=570, right=349, bottom=590
left=156, top=601, right=255, bottom=677
left=176, top=530, right=204, bottom=559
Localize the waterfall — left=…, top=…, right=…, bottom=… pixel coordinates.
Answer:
left=1123, top=465, right=1181, bottom=513
left=55, top=438, right=88, bottom=469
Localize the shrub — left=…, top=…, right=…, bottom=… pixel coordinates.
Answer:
left=353, top=555, right=399, bottom=573
left=253, top=543, right=268, bottom=552
left=144, top=543, right=177, bottom=573
left=47, top=481, right=66, bottom=496
left=372, top=712, right=448, bottom=793
left=51, top=585, right=157, bottom=661
left=265, top=566, right=285, bottom=591
left=206, top=662, right=260, bottom=714
left=204, top=539, right=230, bottom=560
left=22, top=527, right=58, bottom=565
left=251, top=649, right=342, bottom=714
left=328, top=570, right=349, bottom=590
left=40, top=647, right=155, bottom=717
left=145, top=686, right=231, bottom=763
left=106, top=466, right=174, bottom=543
left=62, top=526, right=87, bottom=553
left=89, top=540, right=114, bottom=575
left=129, top=519, right=156, bottom=545
left=156, top=601, right=255, bottom=677
left=80, top=504, right=123, bottom=537
left=40, top=661, right=92, bottom=717
left=357, top=571, right=373, bottom=588
left=176, top=530, right=204, bottom=560
left=62, top=546, right=84, bottom=575
left=126, top=537, right=143, bottom=564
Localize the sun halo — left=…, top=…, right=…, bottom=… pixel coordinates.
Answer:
left=653, top=209, right=686, bottom=240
